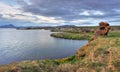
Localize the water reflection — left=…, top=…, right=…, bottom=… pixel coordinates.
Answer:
left=0, top=29, right=87, bottom=65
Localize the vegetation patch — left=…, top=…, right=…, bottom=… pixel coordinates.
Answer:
left=51, top=32, right=92, bottom=40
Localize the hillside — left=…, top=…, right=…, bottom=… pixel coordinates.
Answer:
left=0, top=31, right=119, bottom=72
left=76, top=37, right=120, bottom=72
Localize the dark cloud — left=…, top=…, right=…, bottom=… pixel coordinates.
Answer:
left=14, top=0, right=27, bottom=6
left=0, top=14, right=3, bottom=18
left=14, top=0, right=120, bottom=25
left=109, top=18, right=120, bottom=22
left=76, top=22, right=93, bottom=25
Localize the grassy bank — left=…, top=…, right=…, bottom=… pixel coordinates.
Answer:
left=0, top=31, right=120, bottom=72
left=50, top=29, right=120, bottom=40
left=51, top=32, right=92, bottom=40
left=76, top=37, right=120, bottom=71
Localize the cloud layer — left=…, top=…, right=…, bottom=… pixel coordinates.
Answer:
left=0, top=0, right=120, bottom=26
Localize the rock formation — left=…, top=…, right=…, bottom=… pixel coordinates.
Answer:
left=89, top=21, right=110, bottom=42
left=96, top=21, right=110, bottom=36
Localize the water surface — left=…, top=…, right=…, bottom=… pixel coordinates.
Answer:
left=0, top=29, right=87, bottom=65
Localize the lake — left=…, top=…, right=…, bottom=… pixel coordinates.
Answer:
left=0, top=29, right=87, bottom=65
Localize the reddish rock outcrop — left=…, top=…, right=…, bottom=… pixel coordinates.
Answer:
left=95, top=21, right=110, bottom=36
left=89, top=21, right=110, bottom=42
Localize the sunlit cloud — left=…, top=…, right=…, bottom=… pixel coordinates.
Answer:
left=79, top=10, right=105, bottom=16
left=0, top=2, right=65, bottom=25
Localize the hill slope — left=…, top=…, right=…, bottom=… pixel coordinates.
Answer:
left=76, top=37, right=120, bottom=72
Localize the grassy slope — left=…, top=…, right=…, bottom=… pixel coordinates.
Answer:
left=0, top=31, right=120, bottom=72
left=76, top=37, right=120, bottom=72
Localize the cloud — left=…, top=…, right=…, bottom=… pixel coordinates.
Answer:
left=15, top=0, right=120, bottom=24
left=71, top=19, right=91, bottom=24
left=19, top=0, right=120, bottom=16
left=79, top=10, right=105, bottom=16
left=0, top=2, right=65, bottom=24
left=69, top=18, right=103, bottom=26
left=1, top=0, right=120, bottom=26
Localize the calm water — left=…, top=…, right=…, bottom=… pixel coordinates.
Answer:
left=0, top=29, right=87, bottom=65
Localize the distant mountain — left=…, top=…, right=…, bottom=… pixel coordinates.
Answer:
left=0, top=24, right=16, bottom=28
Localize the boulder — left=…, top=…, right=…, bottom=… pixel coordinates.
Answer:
left=89, top=21, right=110, bottom=42
left=96, top=21, right=111, bottom=36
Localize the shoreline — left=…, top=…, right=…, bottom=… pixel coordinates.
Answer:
left=0, top=30, right=120, bottom=72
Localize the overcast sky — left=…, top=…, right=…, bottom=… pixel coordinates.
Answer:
left=0, top=0, right=120, bottom=26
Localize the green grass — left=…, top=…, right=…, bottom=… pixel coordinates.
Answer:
left=51, top=32, right=92, bottom=40
left=108, top=31, right=120, bottom=38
